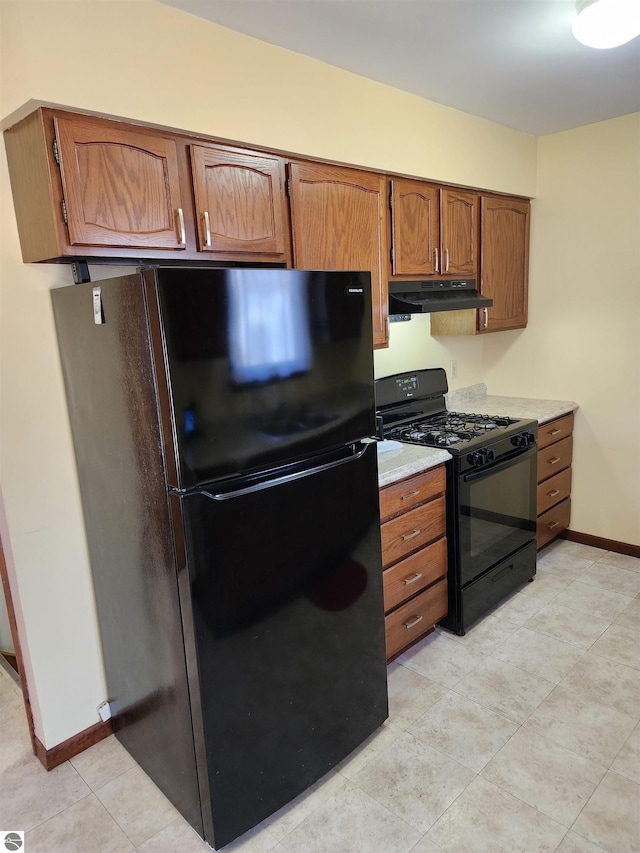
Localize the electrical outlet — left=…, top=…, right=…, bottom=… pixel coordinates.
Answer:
left=450, top=359, right=458, bottom=379
left=97, top=701, right=112, bottom=722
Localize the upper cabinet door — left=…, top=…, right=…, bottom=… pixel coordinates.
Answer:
left=390, top=178, right=440, bottom=276
left=189, top=145, right=289, bottom=260
left=54, top=116, right=186, bottom=250
left=288, top=162, right=388, bottom=348
left=479, top=196, right=530, bottom=333
left=441, top=189, right=479, bottom=275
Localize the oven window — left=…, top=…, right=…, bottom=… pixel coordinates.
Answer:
left=459, top=449, right=537, bottom=585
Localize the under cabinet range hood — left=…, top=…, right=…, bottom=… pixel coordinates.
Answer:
left=389, top=279, right=493, bottom=315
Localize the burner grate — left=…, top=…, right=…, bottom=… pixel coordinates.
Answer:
left=384, top=410, right=520, bottom=449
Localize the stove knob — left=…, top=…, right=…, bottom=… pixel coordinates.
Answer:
left=511, top=433, right=527, bottom=448
left=467, top=449, right=491, bottom=466
left=527, top=432, right=536, bottom=445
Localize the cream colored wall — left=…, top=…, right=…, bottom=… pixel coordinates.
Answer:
left=0, top=0, right=554, bottom=747
left=481, top=114, right=640, bottom=544
left=381, top=115, right=640, bottom=546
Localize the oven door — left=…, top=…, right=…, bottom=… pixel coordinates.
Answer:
left=458, top=446, right=537, bottom=586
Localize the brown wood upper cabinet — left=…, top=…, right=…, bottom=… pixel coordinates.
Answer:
left=389, top=179, right=478, bottom=278
left=478, top=195, right=530, bottom=332
left=189, top=145, right=289, bottom=260
left=441, top=188, right=479, bottom=275
left=4, top=107, right=293, bottom=264
left=55, top=115, right=187, bottom=251
left=288, top=162, right=389, bottom=348
left=389, top=178, right=440, bottom=276
left=430, top=193, right=530, bottom=336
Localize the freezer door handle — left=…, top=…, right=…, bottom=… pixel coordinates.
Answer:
left=179, top=444, right=370, bottom=502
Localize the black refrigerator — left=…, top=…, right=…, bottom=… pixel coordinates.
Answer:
left=52, top=266, right=388, bottom=849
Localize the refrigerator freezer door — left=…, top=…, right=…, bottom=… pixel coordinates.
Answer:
left=153, top=267, right=375, bottom=488
left=179, top=442, right=388, bottom=849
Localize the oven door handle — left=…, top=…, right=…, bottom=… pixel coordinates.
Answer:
left=463, top=446, right=537, bottom=483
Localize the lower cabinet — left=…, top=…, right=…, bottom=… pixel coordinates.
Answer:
left=536, top=413, right=574, bottom=548
left=379, top=465, right=448, bottom=660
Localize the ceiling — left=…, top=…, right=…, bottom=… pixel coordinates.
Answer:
left=159, top=0, right=640, bottom=136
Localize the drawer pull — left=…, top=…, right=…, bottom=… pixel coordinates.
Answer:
left=402, top=529, right=421, bottom=542
left=547, top=489, right=560, bottom=498
left=549, top=428, right=562, bottom=436
left=404, top=572, right=423, bottom=585
left=548, top=456, right=561, bottom=465
left=401, top=489, right=420, bottom=500
left=548, top=521, right=560, bottom=530
left=404, top=614, right=424, bottom=630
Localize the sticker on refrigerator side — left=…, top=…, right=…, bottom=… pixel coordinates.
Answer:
left=93, top=287, right=104, bottom=324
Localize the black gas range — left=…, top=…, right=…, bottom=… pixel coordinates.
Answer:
left=376, top=369, right=538, bottom=635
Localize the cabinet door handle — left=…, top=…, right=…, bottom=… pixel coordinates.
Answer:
left=548, top=521, right=560, bottom=529
left=444, top=247, right=450, bottom=272
left=203, top=210, right=212, bottom=247
left=548, top=456, right=561, bottom=465
left=176, top=208, right=186, bottom=246
left=549, top=428, right=562, bottom=436
left=401, top=490, right=420, bottom=500
left=402, top=529, right=421, bottom=542
left=404, top=572, right=423, bottom=585
left=483, top=307, right=489, bottom=329
left=434, top=248, right=439, bottom=272
left=404, top=614, right=423, bottom=629
left=547, top=489, right=560, bottom=498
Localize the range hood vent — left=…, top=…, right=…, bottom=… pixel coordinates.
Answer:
left=389, top=279, right=493, bottom=315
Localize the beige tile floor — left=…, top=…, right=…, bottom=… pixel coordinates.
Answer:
left=0, top=539, right=638, bottom=852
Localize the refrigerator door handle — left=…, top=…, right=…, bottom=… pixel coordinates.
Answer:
left=178, top=443, right=371, bottom=502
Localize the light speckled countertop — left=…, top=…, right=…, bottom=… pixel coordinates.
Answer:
left=445, top=384, right=578, bottom=425
left=376, top=384, right=578, bottom=487
left=377, top=442, right=450, bottom=488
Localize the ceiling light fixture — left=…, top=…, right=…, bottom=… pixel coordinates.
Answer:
left=572, top=0, right=640, bottom=48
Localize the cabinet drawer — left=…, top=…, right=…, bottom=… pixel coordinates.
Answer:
left=383, top=537, right=447, bottom=613
left=537, top=498, right=571, bottom=549
left=538, top=436, right=573, bottom=483
left=385, top=578, right=448, bottom=660
left=381, top=497, right=446, bottom=568
left=537, top=468, right=572, bottom=515
left=379, top=466, right=445, bottom=522
left=537, top=413, right=574, bottom=450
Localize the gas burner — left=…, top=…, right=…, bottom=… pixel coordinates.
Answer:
left=426, top=430, right=464, bottom=446
left=405, top=429, right=429, bottom=442
left=459, top=412, right=517, bottom=428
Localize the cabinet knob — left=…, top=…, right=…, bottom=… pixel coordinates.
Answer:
left=547, top=489, right=560, bottom=498
left=404, top=614, right=424, bottom=630
left=548, top=457, right=561, bottom=465
left=404, top=572, right=423, bottom=585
